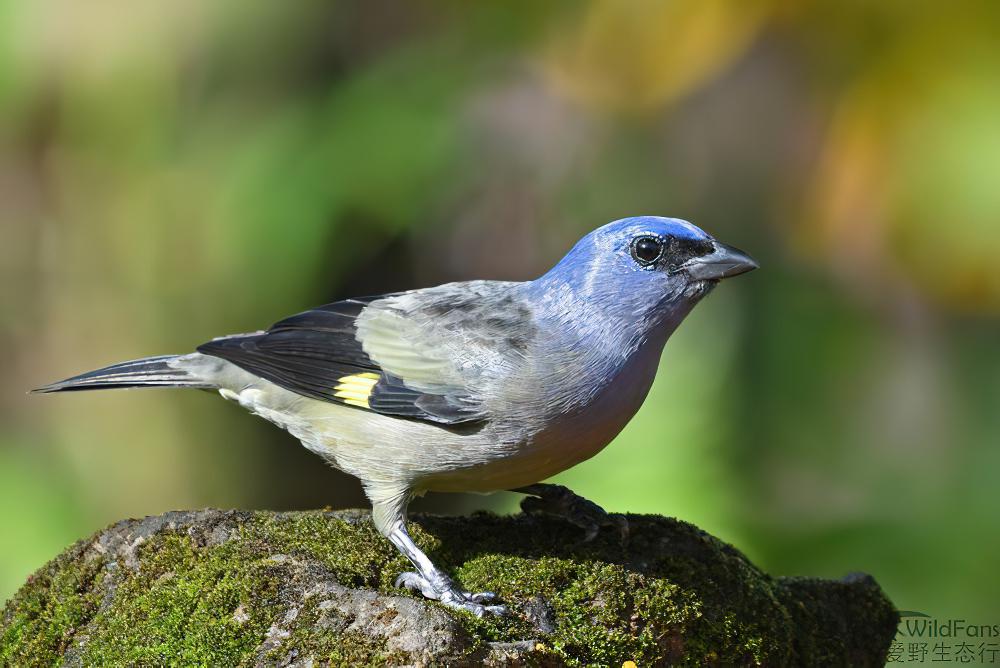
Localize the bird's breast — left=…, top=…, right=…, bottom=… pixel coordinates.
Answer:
left=534, top=342, right=662, bottom=464
left=432, top=336, right=664, bottom=492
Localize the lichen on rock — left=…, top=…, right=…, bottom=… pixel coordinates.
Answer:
left=0, top=509, right=898, bottom=666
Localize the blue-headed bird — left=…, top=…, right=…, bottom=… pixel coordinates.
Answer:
left=36, top=216, right=756, bottom=616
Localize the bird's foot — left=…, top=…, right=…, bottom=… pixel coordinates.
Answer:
left=518, top=483, right=629, bottom=545
left=395, top=571, right=508, bottom=617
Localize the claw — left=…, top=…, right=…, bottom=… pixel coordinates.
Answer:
left=394, top=571, right=507, bottom=617
left=518, top=483, right=629, bottom=546
left=465, top=590, right=498, bottom=604
left=454, top=600, right=508, bottom=617
left=395, top=571, right=439, bottom=599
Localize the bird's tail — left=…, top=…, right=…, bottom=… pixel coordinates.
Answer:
left=32, top=355, right=214, bottom=393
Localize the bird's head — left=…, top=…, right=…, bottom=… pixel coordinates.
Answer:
left=535, top=216, right=757, bottom=335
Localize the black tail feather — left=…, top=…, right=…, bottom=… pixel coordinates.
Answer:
left=33, top=355, right=211, bottom=393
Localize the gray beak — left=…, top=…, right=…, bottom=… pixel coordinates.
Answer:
left=684, top=242, right=758, bottom=281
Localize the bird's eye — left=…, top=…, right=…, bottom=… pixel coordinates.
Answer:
left=631, top=236, right=663, bottom=266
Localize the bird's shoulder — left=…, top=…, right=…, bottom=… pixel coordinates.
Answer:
left=357, top=280, right=536, bottom=355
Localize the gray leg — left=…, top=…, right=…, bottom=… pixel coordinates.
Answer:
left=367, top=484, right=506, bottom=617
left=388, top=524, right=507, bottom=617
left=514, top=483, right=628, bottom=544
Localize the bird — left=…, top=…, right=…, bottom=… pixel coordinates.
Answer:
left=34, top=216, right=756, bottom=616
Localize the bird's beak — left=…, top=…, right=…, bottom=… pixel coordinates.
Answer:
left=684, top=242, right=758, bottom=281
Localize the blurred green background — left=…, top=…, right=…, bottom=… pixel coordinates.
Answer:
left=2, top=0, right=998, bottom=624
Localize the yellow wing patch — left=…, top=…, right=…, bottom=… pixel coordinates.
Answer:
left=333, top=372, right=379, bottom=408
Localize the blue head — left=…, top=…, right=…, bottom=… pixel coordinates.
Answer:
left=533, top=216, right=757, bottom=342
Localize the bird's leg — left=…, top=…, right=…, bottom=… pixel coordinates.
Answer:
left=514, top=483, right=628, bottom=544
left=386, top=523, right=507, bottom=616
left=369, top=487, right=506, bottom=617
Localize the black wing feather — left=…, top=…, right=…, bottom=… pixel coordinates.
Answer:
left=197, top=295, right=482, bottom=426
left=367, top=373, right=478, bottom=422
left=268, top=297, right=378, bottom=333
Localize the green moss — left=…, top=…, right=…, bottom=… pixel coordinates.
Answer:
left=80, top=532, right=284, bottom=664
left=0, top=510, right=897, bottom=666
left=778, top=575, right=898, bottom=667
left=418, top=512, right=793, bottom=665
left=0, top=512, right=431, bottom=665
left=73, top=513, right=421, bottom=665
left=456, top=555, right=776, bottom=666
left=243, top=511, right=410, bottom=590
left=0, top=541, right=104, bottom=666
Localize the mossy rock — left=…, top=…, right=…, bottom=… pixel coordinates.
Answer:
left=0, top=509, right=897, bottom=666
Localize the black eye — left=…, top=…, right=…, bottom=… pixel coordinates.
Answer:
left=631, top=236, right=663, bottom=265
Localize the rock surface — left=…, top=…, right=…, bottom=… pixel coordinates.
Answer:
left=1, top=509, right=898, bottom=666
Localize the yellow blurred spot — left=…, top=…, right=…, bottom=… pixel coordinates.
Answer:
left=622, top=661, right=638, bottom=668
left=541, top=0, right=769, bottom=114
left=803, top=32, right=1000, bottom=313
left=334, top=372, right=379, bottom=409
left=535, top=642, right=545, bottom=651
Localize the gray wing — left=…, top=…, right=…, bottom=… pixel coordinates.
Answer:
left=354, top=281, right=535, bottom=421
left=198, top=281, right=535, bottom=425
